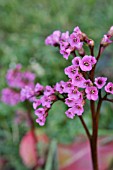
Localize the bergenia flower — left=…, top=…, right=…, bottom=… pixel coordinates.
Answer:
left=44, top=85, right=54, bottom=96
left=54, top=81, right=65, bottom=94
left=69, top=33, right=83, bottom=49
left=72, top=73, right=85, bottom=88
left=72, top=56, right=81, bottom=67
left=35, top=108, right=45, bottom=117
left=36, top=116, right=46, bottom=126
left=64, top=65, right=78, bottom=78
left=105, top=82, right=113, bottom=94
left=85, top=86, right=98, bottom=101
left=94, top=77, right=107, bottom=89
left=65, top=108, right=75, bottom=119
left=72, top=103, right=84, bottom=116
left=79, top=55, right=96, bottom=71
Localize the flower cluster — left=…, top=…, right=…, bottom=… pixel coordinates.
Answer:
left=45, top=26, right=93, bottom=60
left=1, top=64, right=35, bottom=105
left=26, top=26, right=113, bottom=126
left=4, top=26, right=113, bottom=126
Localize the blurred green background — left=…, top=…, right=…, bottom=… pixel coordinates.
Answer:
left=0, top=0, right=113, bottom=169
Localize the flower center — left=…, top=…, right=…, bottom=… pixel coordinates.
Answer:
left=91, top=90, right=95, bottom=94
left=109, top=86, right=113, bottom=91
left=84, top=62, right=89, bottom=66
left=97, top=80, right=102, bottom=85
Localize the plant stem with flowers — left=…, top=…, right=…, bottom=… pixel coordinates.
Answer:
left=15, top=26, right=113, bottom=170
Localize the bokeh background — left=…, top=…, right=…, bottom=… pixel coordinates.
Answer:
left=0, top=0, right=113, bottom=169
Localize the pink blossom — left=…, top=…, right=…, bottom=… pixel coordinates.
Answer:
left=68, top=88, right=81, bottom=100
left=33, top=99, right=41, bottom=109
left=45, top=30, right=61, bottom=46
left=72, top=73, right=85, bottom=88
left=83, top=79, right=93, bottom=88
left=65, top=97, right=76, bottom=107
left=41, top=95, right=51, bottom=108
left=94, top=77, right=107, bottom=89
left=54, top=81, right=65, bottom=94
left=20, top=86, right=34, bottom=102
left=1, top=88, right=20, bottom=105
left=63, top=81, right=74, bottom=93
left=79, top=55, right=96, bottom=71
left=105, top=82, right=113, bottom=94
left=72, top=57, right=81, bottom=67
left=101, top=35, right=112, bottom=46
left=65, top=108, right=75, bottom=119
left=60, top=31, right=69, bottom=41
left=6, top=65, right=35, bottom=89
left=21, top=71, right=35, bottom=88
left=35, top=108, right=45, bottom=117
left=6, top=65, right=22, bottom=88
left=34, top=83, right=44, bottom=93
left=85, top=86, right=98, bottom=101
left=60, top=47, right=72, bottom=60
left=69, top=33, right=83, bottom=49
left=72, top=103, right=84, bottom=116
left=64, top=65, right=78, bottom=78
left=36, top=116, right=46, bottom=126
left=44, top=85, right=54, bottom=96
left=73, top=26, right=82, bottom=39
left=59, top=41, right=69, bottom=50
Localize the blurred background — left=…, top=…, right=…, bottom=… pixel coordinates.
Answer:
left=0, top=0, right=113, bottom=169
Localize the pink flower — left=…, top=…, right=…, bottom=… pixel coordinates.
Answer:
left=60, top=47, right=72, bottom=60
left=94, top=77, right=107, bottom=89
left=44, top=86, right=54, bottom=96
left=63, top=81, right=74, bottom=93
left=72, top=57, right=81, bottom=67
left=101, top=35, right=112, bottom=46
left=64, top=65, right=78, bottom=78
left=45, top=30, right=61, bottom=46
left=73, top=26, right=82, bottom=39
left=79, top=55, right=96, bottom=71
left=1, top=88, right=20, bottom=106
left=105, top=82, right=113, bottom=94
left=59, top=41, right=69, bottom=50
left=6, top=65, right=35, bottom=89
left=72, top=103, right=84, bottom=116
left=68, top=88, right=81, bottom=100
left=35, top=108, right=45, bottom=117
left=55, top=81, right=65, bottom=94
left=65, top=108, right=75, bottom=119
left=72, top=73, right=85, bottom=88
left=41, top=95, right=51, bottom=108
left=60, top=31, right=69, bottom=41
left=36, top=116, right=46, bottom=126
left=69, top=33, right=83, bottom=49
left=85, top=86, right=98, bottom=101
left=20, top=86, right=34, bottom=101
left=83, top=79, right=93, bottom=88
left=33, top=99, right=41, bottom=109
left=65, top=97, right=76, bottom=107
left=34, top=83, right=44, bottom=93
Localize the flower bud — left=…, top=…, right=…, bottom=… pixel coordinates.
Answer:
left=78, top=47, right=85, bottom=57
left=108, top=26, right=113, bottom=37
left=101, top=35, right=112, bottom=47
left=88, top=39, right=94, bottom=47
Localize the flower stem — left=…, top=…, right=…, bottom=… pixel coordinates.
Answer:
left=79, top=116, right=91, bottom=140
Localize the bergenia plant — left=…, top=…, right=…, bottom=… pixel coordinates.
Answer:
left=20, top=26, right=113, bottom=170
